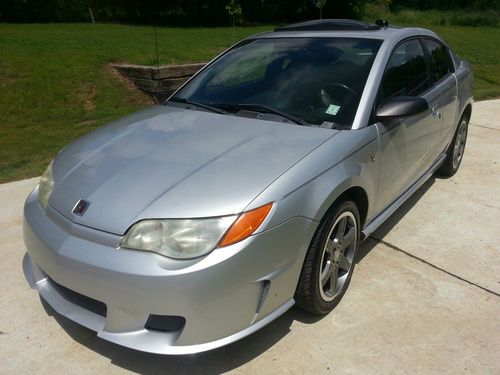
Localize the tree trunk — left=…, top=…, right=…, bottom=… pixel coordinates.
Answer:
left=232, top=16, right=235, bottom=44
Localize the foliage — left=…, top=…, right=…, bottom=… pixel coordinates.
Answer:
left=387, top=0, right=499, bottom=11
left=225, top=0, right=243, bottom=19
left=311, top=0, right=328, bottom=19
left=225, top=0, right=243, bottom=43
left=364, top=6, right=498, bottom=27
left=0, top=0, right=366, bottom=25
left=1, top=0, right=496, bottom=25
left=364, top=0, right=393, bottom=15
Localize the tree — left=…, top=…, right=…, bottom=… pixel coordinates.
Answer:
left=225, top=0, right=242, bottom=43
left=311, top=0, right=328, bottom=19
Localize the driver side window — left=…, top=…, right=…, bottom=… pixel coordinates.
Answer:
left=380, top=39, right=431, bottom=103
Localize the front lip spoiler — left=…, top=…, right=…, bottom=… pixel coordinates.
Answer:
left=23, top=253, right=295, bottom=355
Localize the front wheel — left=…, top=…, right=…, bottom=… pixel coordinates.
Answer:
left=295, top=199, right=360, bottom=314
left=438, top=114, right=469, bottom=177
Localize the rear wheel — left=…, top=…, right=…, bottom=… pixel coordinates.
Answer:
left=438, top=114, right=469, bottom=177
left=295, top=199, right=360, bottom=314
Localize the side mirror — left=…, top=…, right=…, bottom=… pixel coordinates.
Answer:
left=376, top=96, right=429, bottom=121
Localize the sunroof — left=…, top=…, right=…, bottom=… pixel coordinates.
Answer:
left=275, top=19, right=381, bottom=32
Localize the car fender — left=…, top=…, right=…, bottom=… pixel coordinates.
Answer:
left=248, top=126, right=380, bottom=234
left=455, top=60, right=474, bottom=124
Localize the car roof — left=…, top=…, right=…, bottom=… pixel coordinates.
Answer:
left=250, top=19, right=437, bottom=42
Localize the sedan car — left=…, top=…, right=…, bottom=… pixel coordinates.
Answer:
left=23, top=19, right=473, bottom=354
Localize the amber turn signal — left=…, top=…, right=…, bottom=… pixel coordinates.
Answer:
left=218, top=203, right=273, bottom=247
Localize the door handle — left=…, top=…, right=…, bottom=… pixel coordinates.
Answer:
left=432, top=106, right=441, bottom=119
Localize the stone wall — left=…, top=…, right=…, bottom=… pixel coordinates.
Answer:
left=113, top=63, right=206, bottom=101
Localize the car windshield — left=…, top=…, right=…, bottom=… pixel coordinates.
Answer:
left=171, top=37, right=382, bottom=127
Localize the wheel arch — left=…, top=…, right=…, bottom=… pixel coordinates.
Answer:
left=337, top=186, right=369, bottom=229
left=462, top=103, right=472, bottom=121
left=313, top=177, right=371, bottom=229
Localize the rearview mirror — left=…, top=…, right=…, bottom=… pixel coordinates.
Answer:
left=376, top=96, right=429, bottom=121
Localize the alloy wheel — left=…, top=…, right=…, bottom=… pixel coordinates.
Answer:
left=453, top=119, right=467, bottom=170
left=318, top=211, right=357, bottom=302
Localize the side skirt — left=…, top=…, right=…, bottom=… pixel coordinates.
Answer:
left=361, top=152, right=447, bottom=241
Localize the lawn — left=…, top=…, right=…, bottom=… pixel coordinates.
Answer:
left=0, top=22, right=498, bottom=183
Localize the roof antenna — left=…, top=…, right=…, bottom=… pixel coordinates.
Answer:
left=375, top=19, right=389, bottom=28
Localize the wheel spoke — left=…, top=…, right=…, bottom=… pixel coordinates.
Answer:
left=342, top=227, right=355, bottom=248
left=329, top=266, right=338, bottom=293
left=321, top=261, right=331, bottom=286
left=335, top=217, right=347, bottom=240
left=325, top=238, right=335, bottom=254
left=338, top=253, right=351, bottom=272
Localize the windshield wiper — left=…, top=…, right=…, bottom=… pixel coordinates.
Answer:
left=168, top=97, right=227, bottom=115
left=215, top=103, right=309, bottom=126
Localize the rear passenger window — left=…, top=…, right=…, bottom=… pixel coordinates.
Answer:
left=380, top=39, right=431, bottom=102
left=424, top=39, right=449, bottom=82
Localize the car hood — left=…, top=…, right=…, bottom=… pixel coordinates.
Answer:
left=50, top=105, right=336, bottom=234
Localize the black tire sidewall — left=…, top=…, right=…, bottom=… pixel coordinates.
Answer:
left=303, top=199, right=361, bottom=314
left=451, top=118, right=468, bottom=173
left=439, top=114, right=469, bottom=176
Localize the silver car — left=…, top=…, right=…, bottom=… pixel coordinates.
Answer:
left=23, top=19, right=473, bottom=354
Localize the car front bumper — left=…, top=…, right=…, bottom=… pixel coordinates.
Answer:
left=23, top=187, right=317, bottom=354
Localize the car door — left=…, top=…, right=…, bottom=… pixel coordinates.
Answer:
left=422, top=38, right=459, bottom=153
left=375, top=38, right=443, bottom=213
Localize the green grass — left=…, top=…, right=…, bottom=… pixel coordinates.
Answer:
left=0, top=21, right=498, bottom=182
left=364, top=7, right=499, bottom=27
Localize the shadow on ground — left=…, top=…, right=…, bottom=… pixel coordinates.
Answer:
left=40, top=177, right=437, bottom=374
left=357, top=175, right=436, bottom=262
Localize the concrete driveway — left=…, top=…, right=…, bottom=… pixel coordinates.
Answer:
left=1, top=100, right=499, bottom=374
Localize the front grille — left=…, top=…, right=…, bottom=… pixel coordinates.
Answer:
left=49, top=278, right=107, bottom=317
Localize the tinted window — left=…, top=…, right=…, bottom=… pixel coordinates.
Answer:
left=424, top=39, right=449, bottom=82
left=173, top=38, right=383, bottom=126
left=380, top=39, right=430, bottom=102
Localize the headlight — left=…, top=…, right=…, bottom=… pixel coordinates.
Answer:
left=120, top=216, right=237, bottom=259
left=38, top=160, right=54, bottom=210
left=120, top=203, right=273, bottom=259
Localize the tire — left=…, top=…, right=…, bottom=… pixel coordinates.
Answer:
left=438, top=114, right=469, bottom=177
left=295, top=199, right=360, bottom=314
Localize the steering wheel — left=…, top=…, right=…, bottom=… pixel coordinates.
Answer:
left=319, top=83, right=357, bottom=109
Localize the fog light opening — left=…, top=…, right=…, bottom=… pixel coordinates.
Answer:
left=256, top=280, right=271, bottom=314
left=145, top=315, right=186, bottom=333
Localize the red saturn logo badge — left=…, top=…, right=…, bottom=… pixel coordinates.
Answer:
left=72, top=199, right=90, bottom=216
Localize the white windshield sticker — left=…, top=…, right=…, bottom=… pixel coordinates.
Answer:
left=326, top=104, right=340, bottom=116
